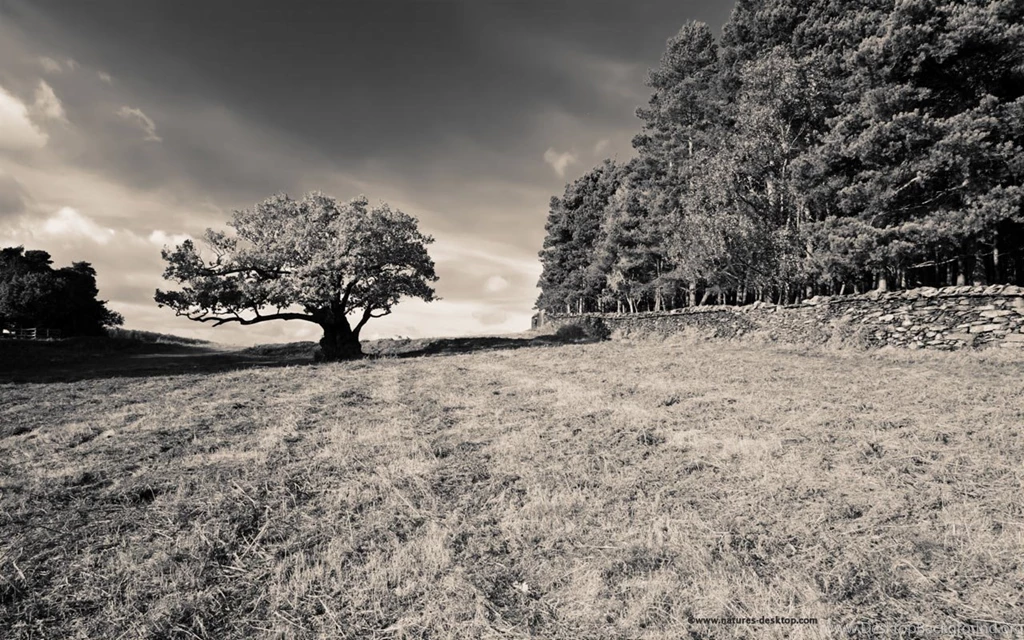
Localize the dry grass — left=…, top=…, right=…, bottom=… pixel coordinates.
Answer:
left=1, top=336, right=1023, bottom=638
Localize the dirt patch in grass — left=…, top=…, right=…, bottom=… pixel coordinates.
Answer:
left=2, top=339, right=1023, bottom=638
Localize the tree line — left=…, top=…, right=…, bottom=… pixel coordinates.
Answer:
left=537, top=0, right=1024, bottom=314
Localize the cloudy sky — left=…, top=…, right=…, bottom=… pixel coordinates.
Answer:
left=0, top=0, right=731, bottom=344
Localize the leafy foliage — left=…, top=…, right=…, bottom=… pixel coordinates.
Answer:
left=156, top=192, right=438, bottom=360
left=538, top=0, right=1024, bottom=312
left=0, top=246, right=123, bottom=336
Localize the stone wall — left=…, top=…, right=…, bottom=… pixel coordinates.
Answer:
left=537, top=285, right=1024, bottom=351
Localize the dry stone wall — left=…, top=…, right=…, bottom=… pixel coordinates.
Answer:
left=538, top=285, right=1024, bottom=351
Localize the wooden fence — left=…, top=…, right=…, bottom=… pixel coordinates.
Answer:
left=0, top=328, right=62, bottom=340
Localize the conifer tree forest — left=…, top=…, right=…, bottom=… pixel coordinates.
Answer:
left=537, top=0, right=1024, bottom=314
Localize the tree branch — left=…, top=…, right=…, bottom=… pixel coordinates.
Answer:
left=339, top=278, right=358, bottom=310
left=354, top=307, right=391, bottom=333
left=197, top=265, right=291, bottom=279
left=176, top=309, right=317, bottom=327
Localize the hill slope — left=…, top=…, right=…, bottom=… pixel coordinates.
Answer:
left=1, top=339, right=1022, bottom=638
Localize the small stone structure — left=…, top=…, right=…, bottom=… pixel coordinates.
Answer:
left=536, top=285, right=1024, bottom=351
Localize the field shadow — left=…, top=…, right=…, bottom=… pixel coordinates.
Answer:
left=0, top=340, right=308, bottom=384
left=369, top=335, right=569, bottom=359
left=0, top=333, right=583, bottom=384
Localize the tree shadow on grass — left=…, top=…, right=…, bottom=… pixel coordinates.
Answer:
left=0, top=340, right=307, bottom=384
left=0, top=334, right=586, bottom=384
left=367, top=335, right=572, bottom=359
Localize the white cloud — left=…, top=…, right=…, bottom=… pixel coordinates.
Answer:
left=38, top=56, right=63, bottom=73
left=0, top=85, right=48, bottom=150
left=361, top=298, right=533, bottom=342
left=429, top=237, right=541, bottom=279
left=41, top=207, right=116, bottom=244
left=117, top=106, right=162, bottom=142
left=471, top=308, right=510, bottom=326
left=543, top=147, right=577, bottom=177
left=38, top=56, right=78, bottom=73
left=148, top=229, right=191, bottom=247
left=98, top=71, right=113, bottom=84
left=485, top=275, right=509, bottom=292
left=32, top=80, right=66, bottom=122
left=594, top=138, right=610, bottom=154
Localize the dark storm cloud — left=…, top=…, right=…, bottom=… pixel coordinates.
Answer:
left=0, top=0, right=733, bottom=341
left=0, top=172, right=28, bottom=216
left=4, top=1, right=731, bottom=189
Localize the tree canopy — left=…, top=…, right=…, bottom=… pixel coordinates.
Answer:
left=0, top=246, right=124, bottom=336
left=155, top=192, right=438, bottom=360
left=538, top=0, right=1024, bottom=313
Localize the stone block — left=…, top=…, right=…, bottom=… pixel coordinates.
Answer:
left=1004, top=333, right=1024, bottom=343
left=971, top=324, right=1002, bottom=333
left=945, top=333, right=974, bottom=342
left=980, top=309, right=1012, bottom=318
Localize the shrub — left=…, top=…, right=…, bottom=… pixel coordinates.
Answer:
left=554, top=318, right=610, bottom=342
left=554, top=323, right=586, bottom=341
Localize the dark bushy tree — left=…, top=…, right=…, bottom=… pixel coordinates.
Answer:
left=0, top=247, right=123, bottom=335
left=536, top=161, right=623, bottom=313
left=155, top=192, right=438, bottom=360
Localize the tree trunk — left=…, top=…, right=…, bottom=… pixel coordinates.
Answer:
left=992, top=236, right=1001, bottom=283
left=318, top=322, right=363, bottom=361
left=876, top=272, right=888, bottom=293
left=972, top=249, right=987, bottom=286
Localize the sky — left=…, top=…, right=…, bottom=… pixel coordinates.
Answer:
left=0, top=0, right=732, bottom=345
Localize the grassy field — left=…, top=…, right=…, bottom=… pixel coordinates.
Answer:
left=1, top=335, right=1023, bottom=638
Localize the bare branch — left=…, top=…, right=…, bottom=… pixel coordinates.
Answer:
left=175, top=308, right=316, bottom=327
left=354, top=307, right=390, bottom=333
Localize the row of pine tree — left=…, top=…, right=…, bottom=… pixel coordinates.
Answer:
left=537, top=0, right=1024, bottom=314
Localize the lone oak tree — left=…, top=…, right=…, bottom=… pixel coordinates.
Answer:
left=155, top=192, right=438, bottom=360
